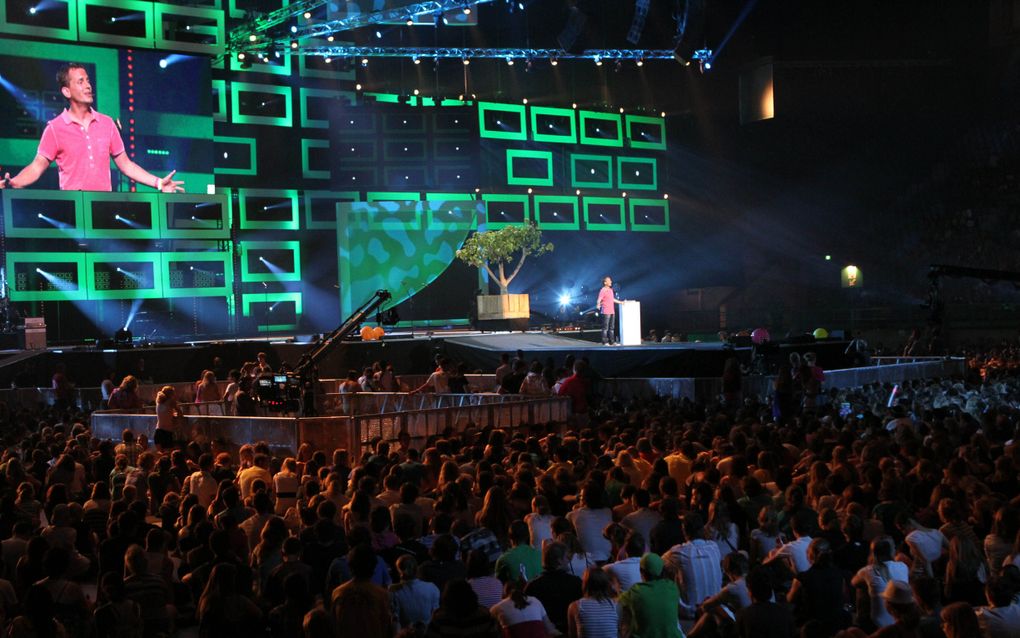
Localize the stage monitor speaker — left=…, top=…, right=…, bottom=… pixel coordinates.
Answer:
left=23, top=318, right=46, bottom=350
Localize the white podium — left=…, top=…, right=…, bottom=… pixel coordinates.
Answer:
left=618, top=300, right=641, bottom=345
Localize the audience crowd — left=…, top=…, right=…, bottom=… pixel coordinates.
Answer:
left=0, top=346, right=1019, bottom=638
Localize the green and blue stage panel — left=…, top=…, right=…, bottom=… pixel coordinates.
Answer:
left=153, top=4, right=224, bottom=56
left=629, top=198, right=670, bottom=232
left=359, top=192, right=423, bottom=230
left=531, top=106, right=577, bottom=144
left=300, top=88, right=355, bottom=129
left=213, top=136, right=257, bottom=176
left=617, top=156, right=658, bottom=190
left=579, top=111, right=624, bottom=147
left=583, top=197, right=627, bottom=231
left=83, top=192, right=158, bottom=239
left=424, top=193, right=480, bottom=231
left=571, top=154, right=613, bottom=189
left=230, top=82, right=292, bottom=127
left=85, top=252, right=162, bottom=300
left=304, top=190, right=360, bottom=230
left=534, top=195, right=579, bottom=231
left=506, top=149, right=554, bottom=187
left=161, top=251, right=232, bottom=298
left=337, top=199, right=474, bottom=317
left=2, top=190, right=84, bottom=239
left=301, top=138, right=330, bottom=180
left=0, top=0, right=78, bottom=41
left=478, top=102, right=527, bottom=141
left=6, top=252, right=88, bottom=302
left=626, top=115, right=667, bottom=151
left=482, top=193, right=529, bottom=229
left=237, top=189, right=299, bottom=230
left=240, top=241, right=301, bottom=283
left=158, top=193, right=229, bottom=239
left=77, top=0, right=154, bottom=49
left=241, top=292, right=302, bottom=332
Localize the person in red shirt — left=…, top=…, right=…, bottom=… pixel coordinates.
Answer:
left=596, top=276, right=621, bottom=345
left=556, top=360, right=590, bottom=427
left=1, top=63, right=182, bottom=192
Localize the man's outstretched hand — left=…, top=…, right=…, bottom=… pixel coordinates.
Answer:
left=159, top=169, right=184, bottom=193
left=1, top=172, right=11, bottom=189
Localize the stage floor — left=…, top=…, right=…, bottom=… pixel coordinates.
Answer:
left=444, top=332, right=729, bottom=352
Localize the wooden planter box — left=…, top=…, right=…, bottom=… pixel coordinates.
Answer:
left=477, top=294, right=530, bottom=320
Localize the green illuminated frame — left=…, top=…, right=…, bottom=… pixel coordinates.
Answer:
left=478, top=102, right=527, bottom=141
left=530, top=106, right=577, bottom=144
left=157, top=193, right=230, bottom=239
left=212, top=79, right=227, bottom=122
left=154, top=4, right=224, bottom=56
left=424, top=193, right=480, bottom=231
left=617, top=156, right=658, bottom=190
left=241, top=292, right=303, bottom=332
left=579, top=111, right=624, bottom=147
left=213, top=136, right=257, bottom=176
left=625, top=115, right=667, bottom=151
left=83, top=192, right=158, bottom=239
left=304, top=190, right=360, bottom=230
left=240, top=241, right=302, bottom=283
left=238, top=189, right=299, bottom=230
left=85, top=252, right=163, bottom=300
left=482, top=194, right=529, bottom=229
left=301, top=139, right=330, bottom=180
left=534, top=196, right=579, bottom=230
left=583, top=197, right=627, bottom=231
left=161, top=251, right=233, bottom=297
left=629, top=198, right=670, bottom=232
left=6, top=253, right=88, bottom=302
left=0, top=0, right=77, bottom=41
left=2, top=190, right=84, bottom=239
left=78, top=0, right=154, bottom=49
left=230, top=82, right=293, bottom=127
left=506, top=149, right=554, bottom=187
left=570, top=154, right=613, bottom=189
left=300, top=88, right=354, bottom=129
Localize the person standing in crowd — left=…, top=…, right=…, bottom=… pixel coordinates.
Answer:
left=153, top=385, right=179, bottom=453
left=596, top=276, right=621, bottom=346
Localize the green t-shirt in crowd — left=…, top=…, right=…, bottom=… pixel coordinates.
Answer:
left=618, top=578, right=684, bottom=638
left=495, top=544, right=543, bottom=582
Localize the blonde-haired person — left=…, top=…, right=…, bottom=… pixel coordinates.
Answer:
left=153, top=385, right=179, bottom=453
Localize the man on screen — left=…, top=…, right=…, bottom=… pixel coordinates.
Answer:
left=1, top=63, right=183, bottom=193
left=597, top=275, right=622, bottom=346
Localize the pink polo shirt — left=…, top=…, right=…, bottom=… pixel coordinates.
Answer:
left=37, top=108, right=125, bottom=191
left=597, top=286, right=616, bottom=315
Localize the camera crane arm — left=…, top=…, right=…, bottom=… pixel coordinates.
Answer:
left=293, top=289, right=392, bottom=378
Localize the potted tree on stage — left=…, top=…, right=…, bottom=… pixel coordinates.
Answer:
left=456, top=222, right=553, bottom=328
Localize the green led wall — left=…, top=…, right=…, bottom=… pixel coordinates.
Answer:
left=84, top=252, right=164, bottom=300
left=530, top=106, right=577, bottom=144
left=482, top=193, right=530, bottom=229
left=239, top=241, right=302, bottom=283
left=478, top=102, right=527, bottom=141
left=583, top=197, right=627, bottom=231
left=506, top=149, right=554, bottom=187
left=2, top=190, right=85, bottom=239
left=625, top=114, right=667, bottom=150
left=579, top=111, right=624, bottom=147
left=571, top=154, right=614, bottom=189
left=6, top=253, right=88, bottom=302
left=161, top=251, right=233, bottom=297
left=78, top=0, right=154, bottom=49
left=237, top=189, right=299, bottom=230
left=629, top=198, right=670, bottom=232
left=83, top=192, right=159, bottom=239
left=230, top=82, right=293, bottom=127
left=241, top=292, right=302, bottom=332
left=534, top=196, right=579, bottom=231
left=617, top=157, right=658, bottom=190
left=304, top=190, right=360, bottom=230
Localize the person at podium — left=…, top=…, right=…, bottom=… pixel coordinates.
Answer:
left=1, top=63, right=183, bottom=193
left=597, top=276, right=622, bottom=346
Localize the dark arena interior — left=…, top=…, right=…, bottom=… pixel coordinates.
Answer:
left=0, top=1, right=1018, bottom=637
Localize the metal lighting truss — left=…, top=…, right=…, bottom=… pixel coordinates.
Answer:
left=229, top=0, right=495, bottom=52
left=263, top=46, right=678, bottom=61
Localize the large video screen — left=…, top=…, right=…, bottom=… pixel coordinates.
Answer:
left=0, top=41, right=213, bottom=192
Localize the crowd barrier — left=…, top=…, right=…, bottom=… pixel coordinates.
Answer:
left=90, top=394, right=571, bottom=457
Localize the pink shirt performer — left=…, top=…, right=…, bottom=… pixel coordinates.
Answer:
left=1, top=63, right=183, bottom=193
left=597, top=276, right=621, bottom=345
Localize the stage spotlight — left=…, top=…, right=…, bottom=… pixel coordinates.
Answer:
left=290, top=40, right=298, bottom=49
left=527, top=187, right=533, bottom=194
left=636, top=58, right=644, bottom=67
left=463, top=6, right=471, bottom=14
left=575, top=189, right=581, bottom=195
left=361, top=58, right=369, bottom=67
left=506, top=57, right=513, bottom=66
left=594, top=56, right=602, bottom=66
left=158, top=58, right=168, bottom=70
left=28, top=6, right=37, bottom=14
left=375, top=30, right=382, bottom=38
left=114, top=328, right=133, bottom=345
left=522, top=98, right=528, bottom=104
left=303, top=11, right=311, bottom=19
left=571, top=102, right=577, bottom=109
left=413, top=56, right=421, bottom=64
left=327, top=35, right=334, bottom=42
left=550, top=57, right=558, bottom=66
left=355, top=83, right=362, bottom=90
left=663, top=193, right=669, bottom=199
left=237, top=52, right=246, bottom=60
left=704, top=61, right=712, bottom=71
left=413, top=88, right=420, bottom=95
left=462, top=56, right=469, bottom=65
left=249, top=34, right=257, bottom=42
left=324, top=57, right=332, bottom=64
left=406, top=18, right=414, bottom=25
left=619, top=107, right=624, bottom=113
left=559, top=294, right=571, bottom=306
left=660, top=111, right=666, bottom=117
left=290, top=25, right=297, bottom=33
left=622, top=192, right=627, bottom=197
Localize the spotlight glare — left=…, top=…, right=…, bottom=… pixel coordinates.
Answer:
left=571, top=102, right=577, bottom=109
left=413, top=89, right=420, bottom=95
left=249, top=34, right=257, bottom=42
left=375, top=30, right=382, bottom=38
left=406, top=18, right=414, bottom=25
left=237, top=52, right=246, bottom=60
left=559, top=294, right=571, bottom=306
left=303, top=11, right=311, bottom=18
left=290, top=25, right=297, bottom=33
left=327, top=35, right=334, bottom=42
left=636, top=58, right=644, bottom=67
left=355, top=83, right=362, bottom=90
left=506, top=57, right=514, bottom=66
left=462, top=56, right=469, bottom=65
left=463, top=6, right=471, bottom=14
left=159, top=58, right=168, bottom=69
left=413, top=57, right=421, bottom=64
left=522, top=98, right=528, bottom=104
left=660, top=111, right=666, bottom=117
left=663, top=193, right=669, bottom=199
left=290, top=40, right=298, bottom=49
left=361, top=58, right=369, bottom=66
left=550, top=58, right=558, bottom=66
left=29, top=6, right=37, bottom=14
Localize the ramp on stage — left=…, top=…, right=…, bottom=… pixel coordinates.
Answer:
left=441, top=332, right=742, bottom=377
